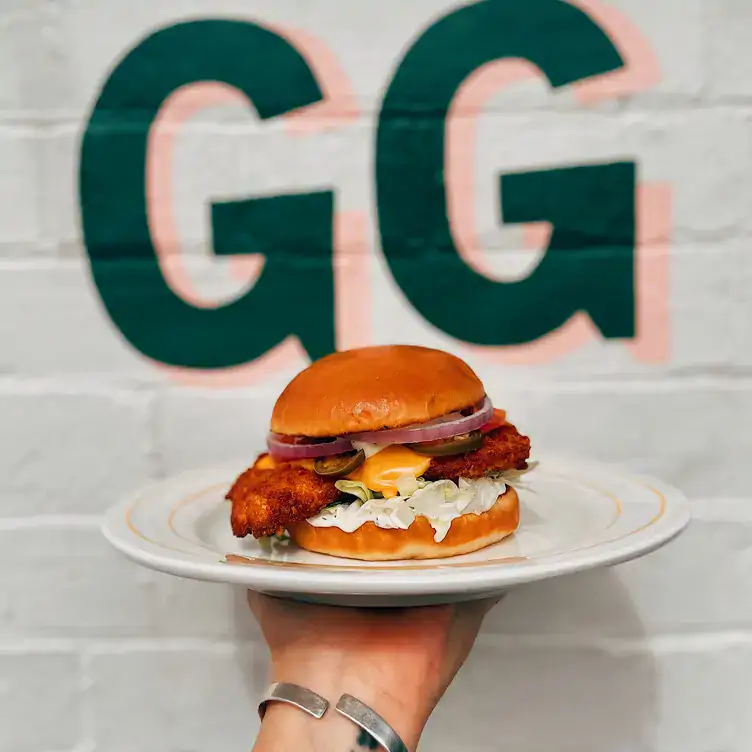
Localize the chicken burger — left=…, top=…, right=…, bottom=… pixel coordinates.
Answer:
left=227, top=345, right=532, bottom=561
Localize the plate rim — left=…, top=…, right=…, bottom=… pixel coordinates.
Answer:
left=101, top=455, right=692, bottom=595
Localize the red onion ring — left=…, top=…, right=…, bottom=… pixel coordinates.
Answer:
left=267, top=434, right=354, bottom=460
left=348, top=396, right=494, bottom=445
left=266, top=397, right=494, bottom=458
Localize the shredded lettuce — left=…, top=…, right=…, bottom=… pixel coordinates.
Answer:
left=256, top=529, right=291, bottom=552
left=350, top=441, right=388, bottom=459
left=332, top=463, right=538, bottom=506
left=309, top=474, right=509, bottom=543
left=334, top=479, right=375, bottom=502
left=257, top=536, right=273, bottom=552
left=395, top=474, right=429, bottom=497
left=486, top=461, right=539, bottom=491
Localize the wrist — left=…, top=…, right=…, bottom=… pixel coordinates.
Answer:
left=254, top=702, right=355, bottom=752
left=255, top=693, right=419, bottom=752
left=267, top=654, right=435, bottom=750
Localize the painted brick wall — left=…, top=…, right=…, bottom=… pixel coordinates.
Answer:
left=2, top=1, right=751, bottom=751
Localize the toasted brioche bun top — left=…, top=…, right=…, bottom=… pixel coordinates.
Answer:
left=270, top=345, right=486, bottom=437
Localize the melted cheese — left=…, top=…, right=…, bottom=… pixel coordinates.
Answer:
left=254, top=454, right=315, bottom=471
left=255, top=454, right=276, bottom=470
left=345, top=445, right=431, bottom=498
left=254, top=447, right=429, bottom=498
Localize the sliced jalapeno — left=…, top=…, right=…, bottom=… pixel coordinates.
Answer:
left=313, top=449, right=366, bottom=478
left=409, top=430, right=484, bottom=457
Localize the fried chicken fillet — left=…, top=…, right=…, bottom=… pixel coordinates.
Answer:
left=423, top=423, right=530, bottom=481
left=227, top=422, right=531, bottom=539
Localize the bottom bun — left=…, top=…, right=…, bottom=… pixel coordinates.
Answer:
left=287, top=485, right=519, bottom=561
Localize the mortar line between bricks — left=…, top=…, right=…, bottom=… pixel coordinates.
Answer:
left=78, top=650, right=95, bottom=752
left=4, top=238, right=752, bottom=271
left=475, top=632, right=752, bottom=654
left=5, top=235, right=752, bottom=261
left=11, top=100, right=752, bottom=127
left=0, top=376, right=160, bottom=395
left=3, top=634, right=752, bottom=655
left=690, top=498, right=752, bottom=522
left=12, top=374, right=752, bottom=393
left=67, top=743, right=97, bottom=752
left=0, top=638, right=247, bottom=654
left=45, top=742, right=96, bottom=752
left=0, top=515, right=102, bottom=530
left=0, top=375, right=282, bottom=395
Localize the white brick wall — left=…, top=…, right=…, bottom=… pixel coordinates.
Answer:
left=1, top=1, right=751, bottom=750
left=0, top=652, right=82, bottom=752
left=86, top=646, right=267, bottom=752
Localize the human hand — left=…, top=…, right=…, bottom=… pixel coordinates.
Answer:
left=248, top=592, right=501, bottom=752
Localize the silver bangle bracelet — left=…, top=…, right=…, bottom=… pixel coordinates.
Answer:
left=335, top=693, right=409, bottom=752
left=258, top=682, right=329, bottom=720
left=257, top=682, right=409, bottom=752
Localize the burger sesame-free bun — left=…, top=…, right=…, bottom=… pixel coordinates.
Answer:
left=270, top=345, right=486, bottom=437
left=286, top=485, right=519, bottom=561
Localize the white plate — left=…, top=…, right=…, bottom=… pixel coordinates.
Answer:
left=102, top=455, right=691, bottom=607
